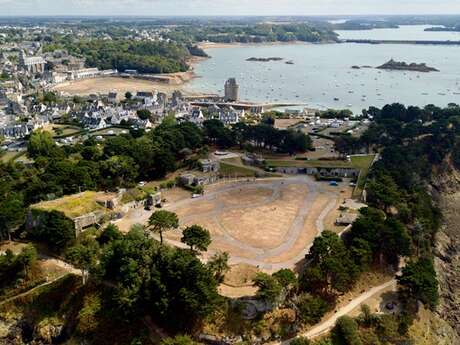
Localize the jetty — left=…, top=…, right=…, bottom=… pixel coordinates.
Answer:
left=342, top=39, right=460, bottom=45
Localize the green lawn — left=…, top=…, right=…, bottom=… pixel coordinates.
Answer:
left=45, top=124, right=82, bottom=138
left=31, top=191, right=105, bottom=218
left=350, top=154, right=376, bottom=198
left=266, top=159, right=353, bottom=168
left=220, top=161, right=258, bottom=177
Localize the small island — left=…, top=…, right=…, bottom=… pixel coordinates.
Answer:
left=246, top=57, right=283, bottom=62
left=376, top=59, right=439, bottom=72
left=285, top=60, right=295, bottom=65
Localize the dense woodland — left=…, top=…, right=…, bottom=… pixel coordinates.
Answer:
left=2, top=103, right=460, bottom=343
left=44, top=39, right=193, bottom=73
left=164, top=23, right=338, bottom=44
left=0, top=117, right=311, bottom=244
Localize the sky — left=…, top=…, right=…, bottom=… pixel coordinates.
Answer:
left=1, top=0, right=460, bottom=16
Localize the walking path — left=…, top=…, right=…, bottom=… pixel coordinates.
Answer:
left=0, top=274, right=72, bottom=307
left=269, top=278, right=398, bottom=344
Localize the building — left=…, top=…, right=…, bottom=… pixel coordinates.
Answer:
left=68, top=68, right=100, bottom=80
left=218, top=107, right=243, bottom=125
left=107, top=92, right=118, bottom=104
left=224, top=78, right=239, bottom=102
left=19, top=51, right=46, bottom=74
left=0, top=124, right=32, bottom=139
left=275, top=166, right=360, bottom=178
left=199, top=159, right=220, bottom=173
left=189, top=108, right=205, bottom=125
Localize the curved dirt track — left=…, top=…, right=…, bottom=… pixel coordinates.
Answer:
left=163, top=176, right=341, bottom=271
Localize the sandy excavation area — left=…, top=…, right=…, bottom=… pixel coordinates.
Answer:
left=162, top=176, right=349, bottom=271
left=52, top=75, right=204, bottom=98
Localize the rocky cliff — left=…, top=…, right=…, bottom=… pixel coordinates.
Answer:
left=430, top=161, right=460, bottom=343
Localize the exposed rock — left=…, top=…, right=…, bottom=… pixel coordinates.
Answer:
left=246, top=57, right=283, bottom=62
left=377, top=59, right=439, bottom=72
left=409, top=306, right=460, bottom=345
left=432, top=161, right=460, bottom=338
left=34, top=318, right=64, bottom=343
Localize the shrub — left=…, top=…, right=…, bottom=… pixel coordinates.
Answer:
left=297, top=293, right=329, bottom=325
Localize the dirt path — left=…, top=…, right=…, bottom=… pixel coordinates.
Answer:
left=268, top=278, right=397, bottom=344
left=0, top=274, right=71, bottom=307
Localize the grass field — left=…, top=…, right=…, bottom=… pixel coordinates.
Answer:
left=266, top=159, right=353, bottom=168
left=220, top=161, right=258, bottom=177
left=42, top=124, right=82, bottom=138
left=351, top=154, right=376, bottom=198
left=31, top=191, right=106, bottom=218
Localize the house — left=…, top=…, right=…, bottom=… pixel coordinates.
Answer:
left=135, top=91, right=156, bottom=105
left=0, top=123, right=32, bottom=139
left=81, top=117, right=107, bottom=130
left=189, top=108, right=205, bottom=125
left=218, top=107, right=243, bottom=125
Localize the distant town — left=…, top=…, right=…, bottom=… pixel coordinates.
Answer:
left=1, top=15, right=460, bottom=345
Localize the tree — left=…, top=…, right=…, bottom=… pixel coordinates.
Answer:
left=253, top=272, right=282, bottom=305
left=331, top=316, right=363, bottom=345
left=28, top=210, right=75, bottom=252
left=148, top=210, right=179, bottom=244
left=366, top=174, right=401, bottom=212
left=380, top=217, right=411, bottom=265
left=301, top=231, right=359, bottom=296
left=27, top=130, right=63, bottom=158
left=207, top=251, right=230, bottom=283
left=98, top=224, right=123, bottom=245
left=125, top=91, right=132, bottom=99
left=0, top=192, right=25, bottom=240
left=181, top=225, right=211, bottom=252
left=137, top=109, right=151, bottom=120
left=349, top=238, right=373, bottom=270
left=160, top=335, right=200, bottom=345
left=66, top=238, right=100, bottom=284
left=100, top=155, right=138, bottom=188
left=273, top=268, right=297, bottom=290
left=16, top=244, right=37, bottom=277
left=297, top=293, right=329, bottom=325
left=397, top=258, right=439, bottom=309
left=290, top=337, right=311, bottom=345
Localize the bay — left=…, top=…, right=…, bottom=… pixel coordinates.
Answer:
left=187, top=27, right=460, bottom=113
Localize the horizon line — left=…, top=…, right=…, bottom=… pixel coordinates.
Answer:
left=1, top=14, right=460, bottom=18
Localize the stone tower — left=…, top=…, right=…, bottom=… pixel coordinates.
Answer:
left=224, top=78, right=239, bottom=102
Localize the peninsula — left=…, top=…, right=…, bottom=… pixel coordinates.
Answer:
left=376, top=59, right=439, bottom=72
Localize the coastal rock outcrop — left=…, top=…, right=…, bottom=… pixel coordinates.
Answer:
left=246, top=57, right=283, bottom=62
left=377, top=59, right=439, bottom=72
